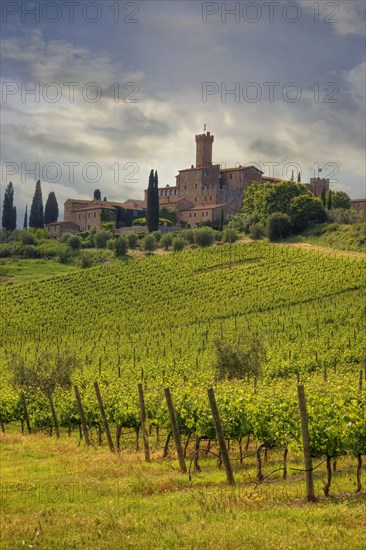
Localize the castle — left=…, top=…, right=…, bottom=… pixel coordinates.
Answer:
left=144, top=131, right=275, bottom=228
left=47, top=131, right=328, bottom=237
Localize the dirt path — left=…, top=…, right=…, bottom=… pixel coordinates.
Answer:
left=236, top=237, right=366, bottom=259
left=274, top=241, right=366, bottom=259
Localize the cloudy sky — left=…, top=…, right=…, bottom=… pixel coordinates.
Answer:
left=1, top=0, right=365, bottom=223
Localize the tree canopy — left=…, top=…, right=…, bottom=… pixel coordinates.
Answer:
left=146, top=169, right=159, bottom=232
left=243, top=180, right=310, bottom=218
left=29, top=180, right=44, bottom=228
left=44, top=192, right=59, bottom=225
left=327, top=190, right=351, bottom=210
left=2, top=182, right=17, bottom=231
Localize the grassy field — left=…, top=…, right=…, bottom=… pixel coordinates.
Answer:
left=1, top=433, right=365, bottom=550
left=288, top=223, right=366, bottom=253
left=0, top=259, right=77, bottom=283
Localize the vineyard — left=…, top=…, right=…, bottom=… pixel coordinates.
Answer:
left=1, top=241, right=365, bottom=497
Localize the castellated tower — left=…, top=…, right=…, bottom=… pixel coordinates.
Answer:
left=195, top=131, right=214, bottom=168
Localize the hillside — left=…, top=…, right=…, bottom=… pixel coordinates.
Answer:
left=1, top=241, right=366, bottom=548
left=1, top=241, right=365, bottom=388
left=295, top=222, right=366, bottom=253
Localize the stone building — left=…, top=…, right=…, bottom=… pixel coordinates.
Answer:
left=350, top=198, right=366, bottom=212
left=305, top=178, right=330, bottom=197
left=144, top=131, right=267, bottom=228
left=47, top=221, right=80, bottom=239
left=62, top=198, right=145, bottom=232
left=56, top=130, right=328, bottom=234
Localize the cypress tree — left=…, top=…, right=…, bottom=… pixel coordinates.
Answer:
left=297, top=172, right=301, bottom=183
left=321, top=187, right=326, bottom=207
left=219, top=209, right=224, bottom=231
left=93, top=189, right=101, bottom=201
left=44, top=192, right=59, bottom=224
left=2, top=182, right=17, bottom=231
left=326, top=190, right=332, bottom=210
left=23, top=205, right=28, bottom=229
left=29, top=180, right=44, bottom=228
left=146, top=169, right=159, bottom=232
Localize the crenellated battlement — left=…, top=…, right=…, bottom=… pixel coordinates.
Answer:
left=195, top=131, right=214, bottom=142
left=195, top=131, right=214, bottom=168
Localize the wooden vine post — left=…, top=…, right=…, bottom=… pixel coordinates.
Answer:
left=46, top=388, right=60, bottom=438
left=297, top=384, right=316, bottom=502
left=74, top=385, right=90, bottom=447
left=208, top=387, right=235, bottom=486
left=138, top=383, right=151, bottom=462
left=94, top=382, right=115, bottom=452
left=164, top=387, right=187, bottom=473
left=20, top=392, right=32, bottom=434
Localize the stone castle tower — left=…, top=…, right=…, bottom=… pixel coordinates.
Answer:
left=195, top=132, right=214, bottom=168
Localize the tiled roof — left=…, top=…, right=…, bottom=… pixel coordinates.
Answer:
left=181, top=204, right=225, bottom=211
left=46, top=221, right=80, bottom=227
left=262, top=176, right=282, bottom=182
left=220, top=166, right=264, bottom=173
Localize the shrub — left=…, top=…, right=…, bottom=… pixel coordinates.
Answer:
left=172, top=237, right=185, bottom=252
left=326, top=208, right=361, bottom=225
left=160, top=233, right=173, bottom=250
left=151, top=231, right=161, bottom=244
left=37, top=241, right=64, bottom=258
left=22, top=245, right=39, bottom=259
left=222, top=228, right=239, bottom=243
left=21, top=232, right=36, bottom=245
left=267, top=213, right=292, bottom=242
left=214, top=335, right=265, bottom=381
left=194, top=227, right=214, bottom=247
left=68, top=234, right=82, bottom=250
left=95, top=230, right=111, bottom=249
left=0, top=244, right=15, bottom=258
left=142, top=234, right=157, bottom=254
left=114, top=236, right=128, bottom=257
left=78, top=251, right=93, bottom=269
left=214, top=231, right=223, bottom=242
left=58, top=248, right=71, bottom=264
left=60, top=233, right=74, bottom=243
left=0, top=230, right=8, bottom=244
left=127, top=233, right=138, bottom=249
left=232, top=213, right=260, bottom=234
left=183, top=230, right=194, bottom=244
left=290, top=195, right=326, bottom=232
left=250, top=223, right=265, bottom=240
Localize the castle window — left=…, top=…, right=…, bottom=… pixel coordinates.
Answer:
left=206, top=212, right=208, bottom=216
left=88, top=225, right=90, bottom=230
left=195, top=197, right=197, bottom=202
left=194, top=213, right=196, bottom=218
left=195, top=184, right=197, bottom=189
left=204, top=196, right=206, bottom=201
left=189, top=213, right=191, bottom=218
left=184, top=185, right=186, bottom=191
left=94, top=212, right=96, bottom=218
left=210, top=196, right=212, bottom=201
left=196, top=172, right=198, bottom=178
left=230, top=174, right=232, bottom=179
left=202, top=212, right=204, bottom=217
left=88, top=213, right=90, bottom=218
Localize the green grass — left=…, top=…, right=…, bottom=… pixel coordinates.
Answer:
left=287, top=223, right=366, bottom=253
left=0, top=259, right=77, bottom=283
left=1, top=433, right=365, bottom=549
